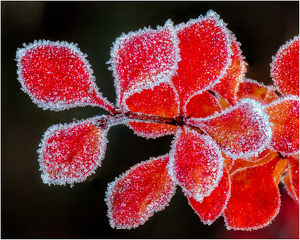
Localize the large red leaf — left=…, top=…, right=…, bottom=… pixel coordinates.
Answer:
left=110, top=20, right=180, bottom=106
left=265, top=96, right=299, bottom=155
left=16, top=40, right=114, bottom=112
left=237, top=78, right=278, bottom=104
left=212, top=37, right=247, bottom=105
left=271, top=36, right=299, bottom=96
left=188, top=171, right=230, bottom=225
left=38, top=117, right=108, bottom=186
left=283, top=155, right=299, bottom=201
left=168, top=126, right=224, bottom=201
left=223, top=157, right=287, bottom=230
left=105, top=155, right=176, bottom=229
left=125, top=82, right=179, bottom=138
left=171, top=10, right=232, bottom=107
left=188, top=98, right=272, bottom=159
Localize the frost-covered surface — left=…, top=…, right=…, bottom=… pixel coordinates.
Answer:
left=16, top=40, right=114, bottom=112
left=270, top=35, right=299, bottom=96
left=38, top=117, right=109, bottom=186
left=168, top=126, right=224, bottom=202
left=105, top=155, right=176, bottom=229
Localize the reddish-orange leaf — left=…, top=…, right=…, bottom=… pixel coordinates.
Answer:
left=110, top=20, right=180, bottom=106
left=237, top=78, right=278, bottom=104
left=171, top=11, right=232, bottom=107
left=188, top=99, right=272, bottom=159
left=223, top=157, right=286, bottom=230
left=38, top=118, right=108, bottom=186
left=271, top=36, right=299, bottom=96
left=188, top=171, right=230, bottom=225
left=213, top=38, right=247, bottom=105
left=125, top=83, right=178, bottom=138
left=184, top=91, right=222, bottom=118
left=106, top=155, right=176, bottom=229
left=16, top=40, right=114, bottom=113
left=265, top=96, right=299, bottom=155
left=168, top=126, right=224, bottom=201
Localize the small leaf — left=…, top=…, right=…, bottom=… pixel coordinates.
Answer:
left=38, top=117, right=108, bottom=186
left=237, top=78, right=278, bottom=104
left=125, top=82, right=179, bottom=138
left=110, top=20, right=180, bottom=106
left=188, top=171, right=230, bottom=225
left=265, top=96, right=299, bottom=155
left=16, top=40, right=115, bottom=112
left=171, top=10, right=232, bottom=106
left=188, top=98, right=272, bottom=159
left=223, top=157, right=286, bottom=230
left=105, top=155, right=176, bottom=229
left=168, top=126, right=224, bottom=202
left=282, top=155, right=299, bottom=201
left=271, top=36, right=299, bottom=96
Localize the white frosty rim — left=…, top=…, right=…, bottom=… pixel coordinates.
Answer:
left=16, top=39, right=114, bottom=112
left=270, top=35, right=299, bottom=95
left=167, top=126, right=224, bottom=203
left=104, top=153, right=177, bottom=229
left=109, top=19, right=181, bottom=109
left=37, top=116, right=109, bottom=187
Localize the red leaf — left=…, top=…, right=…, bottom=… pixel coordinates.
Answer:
left=188, top=98, right=272, bottom=159
left=188, top=171, right=230, bottom=225
left=237, top=78, right=278, bottom=105
left=213, top=37, right=247, bottom=105
left=125, top=83, right=179, bottom=138
left=105, top=155, right=176, bottom=229
left=265, top=96, right=299, bottom=155
left=16, top=40, right=114, bottom=112
left=110, top=20, right=180, bottom=106
left=168, top=126, right=224, bottom=201
left=271, top=36, right=299, bottom=96
left=171, top=10, right=232, bottom=107
left=184, top=91, right=222, bottom=118
left=38, top=118, right=108, bottom=186
left=223, top=157, right=287, bottom=230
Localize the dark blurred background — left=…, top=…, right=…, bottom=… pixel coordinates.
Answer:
left=2, top=1, right=299, bottom=238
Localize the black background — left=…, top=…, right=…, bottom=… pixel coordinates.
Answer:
left=2, top=1, right=299, bottom=238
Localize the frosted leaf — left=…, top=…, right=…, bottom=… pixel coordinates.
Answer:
left=105, top=154, right=176, bottom=229
left=237, top=78, right=278, bottom=104
left=16, top=40, right=115, bottom=113
left=168, top=126, right=224, bottom=202
left=212, top=36, right=247, bottom=105
left=188, top=98, right=272, bottom=159
left=270, top=35, right=299, bottom=96
left=188, top=171, right=230, bottom=225
left=171, top=10, right=233, bottom=107
left=109, top=20, right=180, bottom=107
left=38, top=117, right=109, bottom=186
left=125, top=82, right=179, bottom=138
left=265, top=95, right=299, bottom=155
left=223, top=157, right=285, bottom=230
